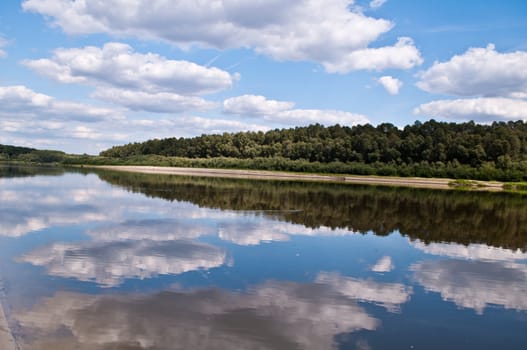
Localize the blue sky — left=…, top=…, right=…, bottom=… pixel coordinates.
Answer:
left=1, top=0, right=526, bottom=154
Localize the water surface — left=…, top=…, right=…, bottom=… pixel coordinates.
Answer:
left=0, top=166, right=526, bottom=349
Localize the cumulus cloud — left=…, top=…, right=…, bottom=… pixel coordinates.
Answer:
left=218, top=220, right=355, bottom=246
left=88, top=219, right=214, bottom=242
left=417, top=44, right=527, bottom=98
left=92, top=88, right=217, bottom=113
left=411, top=259, right=527, bottom=314
left=414, top=44, right=527, bottom=122
left=378, top=76, right=402, bottom=95
left=22, top=0, right=422, bottom=73
left=371, top=255, right=394, bottom=272
left=0, top=179, right=110, bottom=237
left=22, top=42, right=235, bottom=95
left=0, top=85, right=122, bottom=122
left=414, top=97, right=527, bottom=122
left=223, top=94, right=295, bottom=116
left=19, top=239, right=227, bottom=287
left=14, top=272, right=413, bottom=349
left=323, top=37, right=422, bottom=73
left=224, top=94, right=369, bottom=126
left=316, top=272, right=411, bottom=312
left=411, top=241, right=527, bottom=262
left=175, top=116, right=271, bottom=135
left=0, top=109, right=270, bottom=154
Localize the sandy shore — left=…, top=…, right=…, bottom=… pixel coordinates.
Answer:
left=0, top=286, right=16, bottom=350
left=89, top=165, right=505, bottom=191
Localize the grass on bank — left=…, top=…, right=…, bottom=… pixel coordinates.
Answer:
left=62, top=154, right=527, bottom=183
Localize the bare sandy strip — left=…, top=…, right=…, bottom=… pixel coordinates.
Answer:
left=0, top=284, right=16, bottom=350
left=90, top=165, right=505, bottom=191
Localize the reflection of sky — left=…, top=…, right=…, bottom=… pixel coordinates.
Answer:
left=411, top=240, right=527, bottom=314
left=411, top=240, right=527, bottom=262
left=411, top=259, right=527, bottom=314
left=15, top=271, right=413, bottom=350
left=371, top=256, right=394, bottom=273
left=0, top=175, right=117, bottom=237
left=4, top=173, right=364, bottom=287
left=2, top=171, right=527, bottom=349
left=19, top=240, right=228, bottom=287
left=315, top=272, right=411, bottom=312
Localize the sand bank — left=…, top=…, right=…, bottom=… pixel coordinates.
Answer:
left=89, top=165, right=504, bottom=191
left=0, top=286, right=16, bottom=350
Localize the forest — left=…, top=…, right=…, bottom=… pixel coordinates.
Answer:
left=4, top=120, right=527, bottom=181
left=0, top=144, right=65, bottom=163
left=98, top=120, right=527, bottom=181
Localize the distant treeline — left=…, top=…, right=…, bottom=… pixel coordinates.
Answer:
left=0, top=144, right=66, bottom=163
left=98, top=120, right=527, bottom=181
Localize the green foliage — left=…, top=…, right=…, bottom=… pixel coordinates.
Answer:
left=95, top=120, right=527, bottom=181
left=0, top=144, right=66, bottom=164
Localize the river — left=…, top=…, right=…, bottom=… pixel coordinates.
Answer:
left=0, top=165, right=526, bottom=349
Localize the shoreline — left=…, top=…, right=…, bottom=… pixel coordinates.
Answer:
left=0, top=282, right=16, bottom=350
left=87, top=165, right=505, bottom=191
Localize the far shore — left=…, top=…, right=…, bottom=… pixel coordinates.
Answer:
left=86, top=165, right=506, bottom=191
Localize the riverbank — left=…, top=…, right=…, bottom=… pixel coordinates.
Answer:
left=87, top=165, right=505, bottom=191
left=0, top=282, right=16, bottom=350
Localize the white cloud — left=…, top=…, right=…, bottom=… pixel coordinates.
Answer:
left=0, top=181, right=111, bottom=238
left=19, top=239, right=227, bottom=287
left=92, top=88, right=217, bottom=113
left=277, top=109, right=369, bottom=126
left=370, top=0, right=387, bottom=9
left=411, top=259, right=527, bottom=314
left=223, top=94, right=295, bottom=116
left=378, top=76, right=402, bottom=95
left=0, top=85, right=122, bottom=122
left=414, top=97, right=527, bottom=122
left=371, top=255, right=394, bottom=272
left=224, top=94, right=370, bottom=126
left=218, top=220, right=355, bottom=246
left=22, top=42, right=235, bottom=95
left=323, top=37, right=422, bottom=73
left=16, top=278, right=379, bottom=350
left=411, top=241, right=527, bottom=262
left=176, top=116, right=271, bottom=135
left=0, top=112, right=273, bottom=154
left=414, top=44, right=527, bottom=123
left=316, top=272, right=411, bottom=312
left=417, top=44, right=527, bottom=98
left=22, top=0, right=421, bottom=73
left=88, top=219, right=214, bottom=242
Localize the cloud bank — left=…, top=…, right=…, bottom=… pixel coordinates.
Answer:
left=415, top=44, right=527, bottom=121
left=224, top=94, right=370, bottom=126
left=22, top=0, right=422, bottom=73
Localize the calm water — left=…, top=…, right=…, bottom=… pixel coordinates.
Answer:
left=1, top=166, right=526, bottom=349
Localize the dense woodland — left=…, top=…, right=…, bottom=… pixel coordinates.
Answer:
left=95, top=170, right=527, bottom=250
left=4, top=120, right=527, bottom=181
left=98, top=120, right=527, bottom=181
left=0, top=144, right=65, bottom=163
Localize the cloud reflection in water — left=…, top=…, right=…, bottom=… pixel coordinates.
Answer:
left=15, top=271, right=413, bottom=350
left=19, top=240, right=227, bottom=287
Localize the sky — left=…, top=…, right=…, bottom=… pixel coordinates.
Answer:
left=0, top=0, right=526, bottom=154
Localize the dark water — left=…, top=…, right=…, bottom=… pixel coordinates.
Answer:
left=0, top=166, right=526, bottom=349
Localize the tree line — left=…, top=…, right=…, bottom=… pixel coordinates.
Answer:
left=0, top=144, right=66, bottom=163
left=98, top=120, right=527, bottom=181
